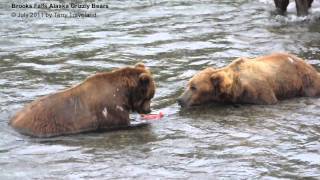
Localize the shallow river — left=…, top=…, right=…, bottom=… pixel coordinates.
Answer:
left=1, top=0, right=320, bottom=179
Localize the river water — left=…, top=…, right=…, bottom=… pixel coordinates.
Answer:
left=1, top=0, right=320, bottom=179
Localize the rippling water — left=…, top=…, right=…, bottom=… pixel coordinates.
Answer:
left=1, top=0, right=320, bottom=179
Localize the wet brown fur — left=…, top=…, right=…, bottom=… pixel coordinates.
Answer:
left=9, top=64, right=155, bottom=137
left=178, top=53, right=320, bottom=107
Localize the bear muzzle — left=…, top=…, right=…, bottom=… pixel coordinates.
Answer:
left=177, top=91, right=192, bottom=107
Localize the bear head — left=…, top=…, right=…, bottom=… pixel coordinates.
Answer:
left=177, top=67, right=234, bottom=107
left=129, top=63, right=156, bottom=114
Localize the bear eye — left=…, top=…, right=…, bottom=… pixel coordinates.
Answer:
left=190, top=85, right=197, bottom=91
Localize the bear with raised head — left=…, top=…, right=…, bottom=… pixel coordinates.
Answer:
left=178, top=53, right=320, bottom=107
left=10, top=63, right=155, bottom=137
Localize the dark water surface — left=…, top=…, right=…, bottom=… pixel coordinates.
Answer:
left=1, top=0, right=320, bottom=179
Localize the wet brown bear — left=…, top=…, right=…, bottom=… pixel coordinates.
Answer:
left=10, top=63, right=155, bottom=137
left=178, top=53, right=320, bottom=107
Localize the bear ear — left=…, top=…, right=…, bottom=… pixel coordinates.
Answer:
left=139, top=73, right=150, bottom=86
left=210, top=74, right=224, bottom=96
left=135, top=63, right=145, bottom=69
left=210, top=74, right=224, bottom=88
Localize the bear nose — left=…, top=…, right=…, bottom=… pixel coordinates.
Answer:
left=177, top=98, right=185, bottom=107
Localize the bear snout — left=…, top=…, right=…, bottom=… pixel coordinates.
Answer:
left=177, top=98, right=184, bottom=107
left=138, top=108, right=151, bottom=114
left=177, top=89, right=194, bottom=107
left=138, top=102, right=152, bottom=114
left=177, top=96, right=189, bottom=107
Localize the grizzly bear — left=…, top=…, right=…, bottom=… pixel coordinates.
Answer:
left=178, top=53, right=320, bottom=107
left=10, top=63, right=155, bottom=137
